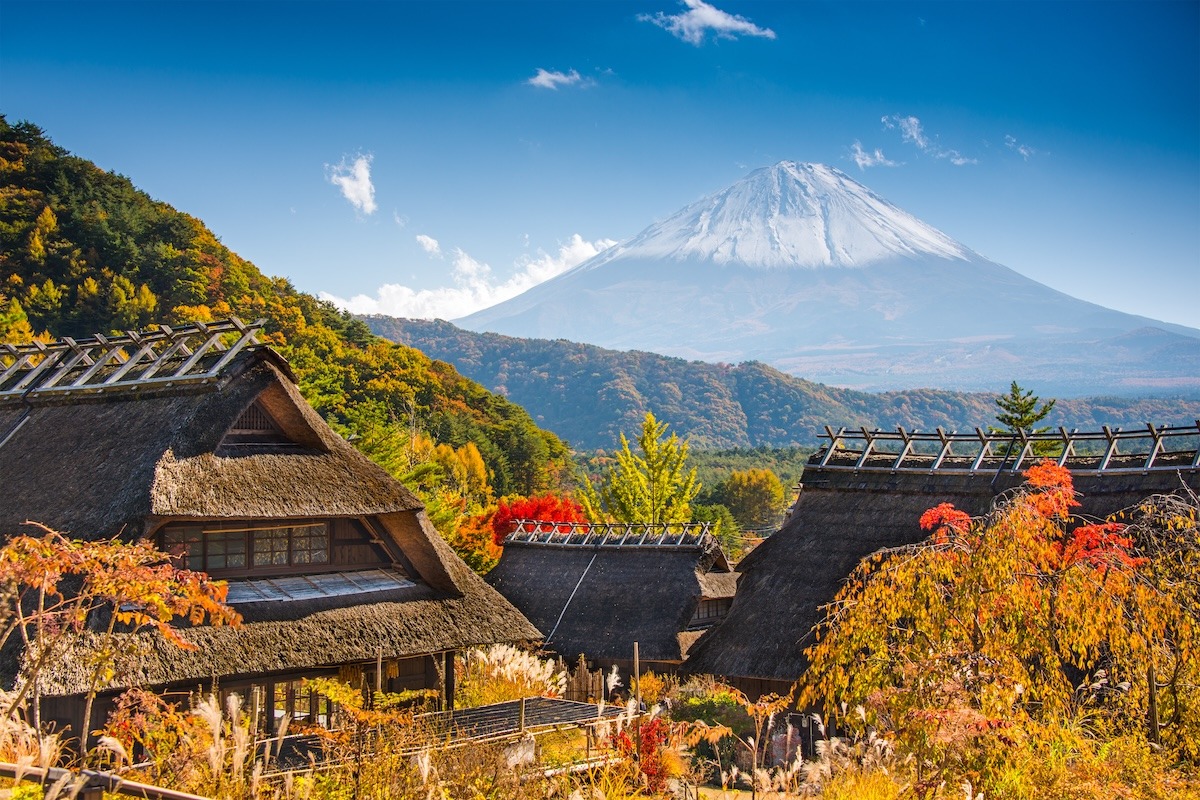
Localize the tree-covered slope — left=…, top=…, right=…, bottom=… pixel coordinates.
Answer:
left=0, top=117, right=568, bottom=498
left=366, top=316, right=1200, bottom=450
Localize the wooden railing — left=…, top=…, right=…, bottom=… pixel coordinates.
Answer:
left=814, top=423, right=1200, bottom=475
left=0, top=317, right=266, bottom=399
left=505, top=520, right=712, bottom=548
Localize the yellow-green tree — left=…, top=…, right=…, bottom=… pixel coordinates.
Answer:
left=716, top=467, right=787, bottom=531
left=579, top=412, right=699, bottom=524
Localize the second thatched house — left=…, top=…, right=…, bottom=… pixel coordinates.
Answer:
left=683, top=425, right=1200, bottom=697
left=486, top=521, right=737, bottom=678
left=0, top=318, right=540, bottom=741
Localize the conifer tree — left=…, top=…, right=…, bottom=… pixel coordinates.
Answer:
left=991, top=380, right=1056, bottom=435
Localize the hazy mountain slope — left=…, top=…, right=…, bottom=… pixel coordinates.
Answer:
left=457, top=162, right=1199, bottom=395
left=366, top=317, right=1200, bottom=450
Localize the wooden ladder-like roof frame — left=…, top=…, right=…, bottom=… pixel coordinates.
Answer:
left=0, top=317, right=267, bottom=400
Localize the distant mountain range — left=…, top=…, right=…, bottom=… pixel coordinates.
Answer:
left=364, top=317, right=1200, bottom=450
left=457, top=162, right=1199, bottom=396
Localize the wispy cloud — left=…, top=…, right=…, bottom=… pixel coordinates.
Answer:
left=326, top=154, right=377, bottom=214
left=321, top=234, right=618, bottom=320
left=640, top=0, right=776, bottom=46
left=849, top=141, right=899, bottom=170
left=882, top=115, right=976, bottom=166
left=1005, top=134, right=1038, bottom=160
left=885, top=115, right=929, bottom=149
left=415, top=234, right=442, bottom=257
left=527, top=68, right=592, bottom=90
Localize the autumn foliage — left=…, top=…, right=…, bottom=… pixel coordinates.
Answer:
left=801, top=460, right=1200, bottom=794
left=488, top=493, right=587, bottom=547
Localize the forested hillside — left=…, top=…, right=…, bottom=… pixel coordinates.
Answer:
left=0, top=117, right=569, bottom=515
left=367, top=316, right=1200, bottom=450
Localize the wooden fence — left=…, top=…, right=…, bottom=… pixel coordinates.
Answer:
left=556, top=655, right=608, bottom=703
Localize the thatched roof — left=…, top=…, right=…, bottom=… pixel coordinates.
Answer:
left=486, top=523, right=734, bottom=664
left=36, top=523, right=540, bottom=696
left=0, top=325, right=540, bottom=694
left=684, top=436, right=1200, bottom=683
left=0, top=345, right=423, bottom=538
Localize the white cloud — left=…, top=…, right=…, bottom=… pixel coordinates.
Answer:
left=1005, top=134, right=1038, bottom=160
left=850, top=141, right=899, bottom=170
left=415, top=234, right=442, bottom=257
left=883, top=115, right=929, bottom=149
left=527, top=68, right=591, bottom=90
left=640, top=0, right=776, bottom=46
left=326, top=154, right=377, bottom=215
left=321, top=234, right=618, bottom=320
left=883, top=115, right=976, bottom=166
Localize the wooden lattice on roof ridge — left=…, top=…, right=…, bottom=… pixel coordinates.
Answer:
left=816, top=423, right=1200, bottom=475
left=505, top=519, right=712, bottom=548
left=0, top=317, right=267, bottom=400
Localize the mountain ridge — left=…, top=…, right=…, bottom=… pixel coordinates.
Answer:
left=457, top=161, right=1199, bottom=394
left=365, top=316, right=1200, bottom=451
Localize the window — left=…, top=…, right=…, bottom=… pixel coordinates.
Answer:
left=160, top=522, right=329, bottom=574
left=691, top=597, right=732, bottom=627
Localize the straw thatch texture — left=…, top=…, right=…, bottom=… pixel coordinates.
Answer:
left=0, top=350, right=421, bottom=539
left=683, top=461, right=1200, bottom=683
left=486, top=537, right=733, bottom=663
left=37, top=577, right=538, bottom=696
left=0, top=346, right=541, bottom=695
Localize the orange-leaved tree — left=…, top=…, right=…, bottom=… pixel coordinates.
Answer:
left=799, top=461, right=1199, bottom=790
left=0, top=524, right=241, bottom=753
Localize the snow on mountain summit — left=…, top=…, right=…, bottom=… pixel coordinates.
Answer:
left=586, top=161, right=974, bottom=270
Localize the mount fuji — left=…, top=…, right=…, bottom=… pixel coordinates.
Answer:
left=456, top=162, right=1199, bottom=395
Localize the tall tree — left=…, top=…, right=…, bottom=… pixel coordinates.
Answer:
left=579, top=412, right=700, bottom=524
left=991, top=380, right=1056, bottom=435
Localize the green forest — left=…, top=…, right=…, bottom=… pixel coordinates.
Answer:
left=367, top=316, right=1200, bottom=450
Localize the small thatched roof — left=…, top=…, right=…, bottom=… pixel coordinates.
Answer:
left=683, top=438, right=1200, bottom=684
left=0, top=325, right=540, bottom=694
left=486, top=523, right=734, bottom=664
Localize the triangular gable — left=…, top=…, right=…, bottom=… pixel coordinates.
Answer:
left=223, top=400, right=290, bottom=444
left=218, top=382, right=326, bottom=452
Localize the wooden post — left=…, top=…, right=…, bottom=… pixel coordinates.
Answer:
left=633, top=642, right=641, bottom=760
left=1148, top=665, right=1160, bottom=745
left=519, top=696, right=526, bottom=733
left=375, top=649, right=383, bottom=695
left=633, top=642, right=641, bottom=711
left=444, top=651, right=456, bottom=712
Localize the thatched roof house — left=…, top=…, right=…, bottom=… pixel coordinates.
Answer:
left=486, top=521, right=736, bottom=675
left=0, top=319, right=539, bottom=737
left=684, top=425, right=1200, bottom=697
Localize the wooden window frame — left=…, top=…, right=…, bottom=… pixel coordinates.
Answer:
left=160, top=521, right=332, bottom=578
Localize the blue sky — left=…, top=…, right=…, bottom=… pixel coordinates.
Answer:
left=2, top=0, right=1198, bottom=328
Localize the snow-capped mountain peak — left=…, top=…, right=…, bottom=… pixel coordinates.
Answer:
left=584, top=161, right=973, bottom=270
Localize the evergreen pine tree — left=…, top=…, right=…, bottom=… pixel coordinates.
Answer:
left=991, top=381, right=1056, bottom=435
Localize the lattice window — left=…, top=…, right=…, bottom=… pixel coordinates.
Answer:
left=224, top=401, right=294, bottom=445
left=231, top=402, right=278, bottom=435
left=160, top=522, right=330, bottom=574
left=253, top=528, right=291, bottom=567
